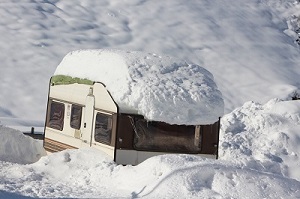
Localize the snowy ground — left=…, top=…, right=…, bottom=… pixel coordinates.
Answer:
left=0, top=99, right=300, bottom=198
left=0, top=0, right=300, bottom=198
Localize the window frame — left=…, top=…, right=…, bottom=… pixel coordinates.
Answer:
left=70, top=104, right=82, bottom=130
left=132, top=118, right=201, bottom=153
left=94, top=112, right=113, bottom=145
left=47, top=100, right=65, bottom=131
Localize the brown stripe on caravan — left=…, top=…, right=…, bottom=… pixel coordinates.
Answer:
left=44, top=137, right=77, bottom=153
left=116, top=114, right=135, bottom=150
left=200, top=120, right=220, bottom=156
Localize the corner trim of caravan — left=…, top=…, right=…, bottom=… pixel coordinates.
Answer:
left=43, top=77, right=53, bottom=139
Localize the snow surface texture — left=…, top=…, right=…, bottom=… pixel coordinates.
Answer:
left=220, top=99, right=300, bottom=181
left=0, top=99, right=300, bottom=198
left=0, top=0, right=300, bottom=124
left=55, top=49, right=224, bottom=125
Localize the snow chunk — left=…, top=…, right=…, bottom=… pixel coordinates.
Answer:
left=220, top=99, right=300, bottom=181
left=0, top=125, right=46, bottom=164
left=54, top=49, right=224, bottom=125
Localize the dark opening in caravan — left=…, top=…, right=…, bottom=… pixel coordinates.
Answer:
left=44, top=49, right=224, bottom=165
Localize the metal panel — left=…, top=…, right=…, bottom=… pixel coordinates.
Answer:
left=91, top=142, right=115, bottom=158
left=81, top=88, right=95, bottom=146
left=115, top=149, right=217, bottom=165
left=45, top=127, right=83, bottom=149
left=116, top=114, right=135, bottom=150
left=93, top=83, right=118, bottom=113
left=115, top=149, right=138, bottom=165
left=49, top=84, right=90, bottom=105
left=200, top=120, right=220, bottom=155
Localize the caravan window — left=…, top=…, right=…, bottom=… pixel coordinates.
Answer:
left=94, top=112, right=112, bottom=145
left=133, top=119, right=201, bottom=153
left=70, top=104, right=82, bottom=130
left=47, top=101, right=65, bottom=131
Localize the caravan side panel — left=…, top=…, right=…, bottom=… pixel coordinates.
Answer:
left=44, top=84, right=92, bottom=152
left=93, top=83, right=118, bottom=113
left=44, top=82, right=118, bottom=160
left=50, top=84, right=91, bottom=105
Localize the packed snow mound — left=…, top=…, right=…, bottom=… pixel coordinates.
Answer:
left=54, top=49, right=224, bottom=125
left=0, top=125, right=46, bottom=164
left=220, top=99, right=300, bottom=181
left=1, top=149, right=298, bottom=198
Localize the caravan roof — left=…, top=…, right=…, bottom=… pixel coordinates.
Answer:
left=54, top=49, right=224, bottom=125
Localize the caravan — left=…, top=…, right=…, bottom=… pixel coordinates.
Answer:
left=44, top=49, right=224, bottom=165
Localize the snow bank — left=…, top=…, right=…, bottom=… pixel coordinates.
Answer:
left=0, top=125, right=46, bottom=164
left=54, top=49, right=224, bottom=125
left=220, top=99, right=300, bottom=181
left=0, top=149, right=297, bottom=198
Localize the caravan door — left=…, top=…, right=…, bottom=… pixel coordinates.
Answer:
left=81, top=87, right=95, bottom=147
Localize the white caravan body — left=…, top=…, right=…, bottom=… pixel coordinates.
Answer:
left=44, top=81, right=220, bottom=165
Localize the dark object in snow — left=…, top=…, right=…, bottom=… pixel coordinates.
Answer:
left=291, top=91, right=300, bottom=100
left=23, top=127, right=44, bottom=140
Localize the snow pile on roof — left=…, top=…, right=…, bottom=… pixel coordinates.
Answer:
left=54, top=49, right=224, bottom=125
left=0, top=125, right=46, bottom=164
left=220, top=99, right=300, bottom=181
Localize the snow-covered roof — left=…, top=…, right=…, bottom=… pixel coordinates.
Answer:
left=54, top=49, right=224, bottom=125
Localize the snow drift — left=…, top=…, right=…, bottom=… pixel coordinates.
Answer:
left=220, top=99, right=300, bottom=181
left=0, top=125, right=46, bottom=164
